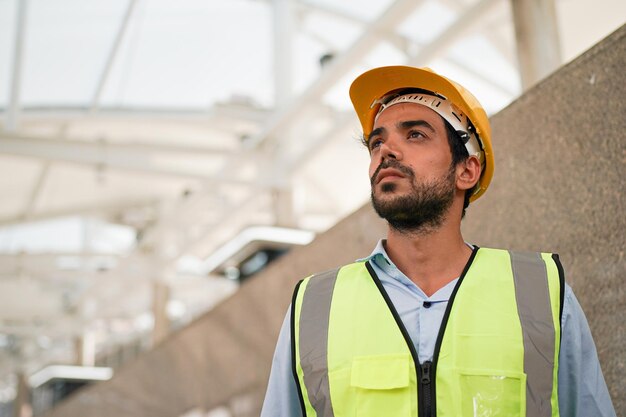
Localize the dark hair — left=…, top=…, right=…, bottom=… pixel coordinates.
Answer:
left=443, top=120, right=471, bottom=218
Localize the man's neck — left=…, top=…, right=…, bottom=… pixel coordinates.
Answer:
left=384, top=218, right=472, bottom=297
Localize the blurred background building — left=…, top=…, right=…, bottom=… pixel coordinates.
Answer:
left=0, top=0, right=624, bottom=416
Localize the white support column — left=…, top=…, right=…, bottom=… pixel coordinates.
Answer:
left=74, top=331, right=96, bottom=366
left=151, top=280, right=170, bottom=346
left=12, top=371, right=31, bottom=417
left=510, top=0, right=562, bottom=89
left=6, top=0, right=29, bottom=131
left=273, top=0, right=293, bottom=107
left=272, top=187, right=296, bottom=228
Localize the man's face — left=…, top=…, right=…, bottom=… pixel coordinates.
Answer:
left=368, top=103, right=457, bottom=233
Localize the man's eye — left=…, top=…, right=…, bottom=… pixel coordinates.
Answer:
left=370, top=139, right=383, bottom=150
left=408, top=130, right=425, bottom=139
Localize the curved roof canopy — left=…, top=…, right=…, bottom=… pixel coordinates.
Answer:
left=0, top=0, right=623, bottom=400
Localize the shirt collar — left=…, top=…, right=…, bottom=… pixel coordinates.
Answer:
left=357, top=239, right=473, bottom=302
left=359, top=239, right=427, bottom=296
left=357, top=239, right=390, bottom=263
left=358, top=239, right=475, bottom=263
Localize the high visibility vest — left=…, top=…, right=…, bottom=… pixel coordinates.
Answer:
left=291, top=247, right=564, bottom=417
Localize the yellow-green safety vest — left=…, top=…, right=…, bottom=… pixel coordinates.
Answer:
left=291, top=247, right=564, bottom=417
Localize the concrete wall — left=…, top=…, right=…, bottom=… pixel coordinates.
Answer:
left=462, top=23, right=625, bottom=413
left=46, top=24, right=625, bottom=417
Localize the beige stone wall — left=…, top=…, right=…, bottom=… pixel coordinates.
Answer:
left=462, top=24, right=625, bottom=413
left=46, top=24, right=625, bottom=417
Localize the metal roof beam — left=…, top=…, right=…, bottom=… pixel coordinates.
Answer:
left=1, top=104, right=270, bottom=124
left=90, top=0, right=138, bottom=113
left=297, top=0, right=365, bottom=26
left=1, top=104, right=269, bottom=142
left=0, top=133, right=268, bottom=186
left=0, top=132, right=233, bottom=156
left=407, top=0, right=501, bottom=67
left=274, top=0, right=294, bottom=106
left=0, top=321, right=82, bottom=338
left=299, top=0, right=514, bottom=98
left=285, top=0, right=501, bottom=174
left=0, top=253, right=121, bottom=265
left=6, top=0, right=29, bottom=131
left=0, top=197, right=158, bottom=227
left=243, top=0, right=423, bottom=150
left=297, top=1, right=414, bottom=66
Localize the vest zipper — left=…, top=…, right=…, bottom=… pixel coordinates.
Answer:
left=365, top=248, right=479, bottom=417
left=419, top=361, right=433, bottom=417
left=424, top=247, right=480, bottom=417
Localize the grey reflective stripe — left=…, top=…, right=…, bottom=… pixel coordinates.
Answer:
left=299, top=269, right=339, bottom=417
left=510, top=251, right=555, bottom=417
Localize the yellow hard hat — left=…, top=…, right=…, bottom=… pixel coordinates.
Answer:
left=349, top=66, right=494, bottom=202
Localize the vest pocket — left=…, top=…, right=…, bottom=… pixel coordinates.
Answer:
left=350, top=354, right=411, bottom=417
left=457, top=369, right=526, bottom=417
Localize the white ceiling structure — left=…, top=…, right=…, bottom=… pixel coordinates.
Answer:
left=0, top=0, right=624, bottom=403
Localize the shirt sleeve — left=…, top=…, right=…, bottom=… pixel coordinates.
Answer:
left=261, top=305, right=303, bottom=417
left=557, top=284, right=616, bottom=417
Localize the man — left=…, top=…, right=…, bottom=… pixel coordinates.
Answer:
left=261, top=66, right=615, bottom=417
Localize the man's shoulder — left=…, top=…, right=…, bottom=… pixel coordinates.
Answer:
left=476, top=246, right=559, bottom=257
left=474, top=247, right=563, bottom=274
left=307, top=260, right=368, bottom=280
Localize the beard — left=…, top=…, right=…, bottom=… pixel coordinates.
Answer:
left=370, top=159, right=456, bottom=234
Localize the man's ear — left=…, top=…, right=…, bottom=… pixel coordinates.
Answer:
left=456, top=155, right=482, bottom=192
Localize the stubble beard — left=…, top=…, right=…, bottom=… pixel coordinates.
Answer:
left=370, top=160, right=456, bottom=235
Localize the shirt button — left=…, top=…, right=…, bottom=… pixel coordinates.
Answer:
left=423, top=301, right=432, bottom=308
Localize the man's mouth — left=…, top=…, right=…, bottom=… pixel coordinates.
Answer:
left=371, top=161, right=414, bottom=185
left=376, top=169, right=405, bottom=184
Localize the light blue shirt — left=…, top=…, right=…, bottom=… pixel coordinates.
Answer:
left=261, top=241, right=616, bottom=417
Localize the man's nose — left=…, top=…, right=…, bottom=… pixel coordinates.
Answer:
left=380, top=139, right=402, bottom=160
